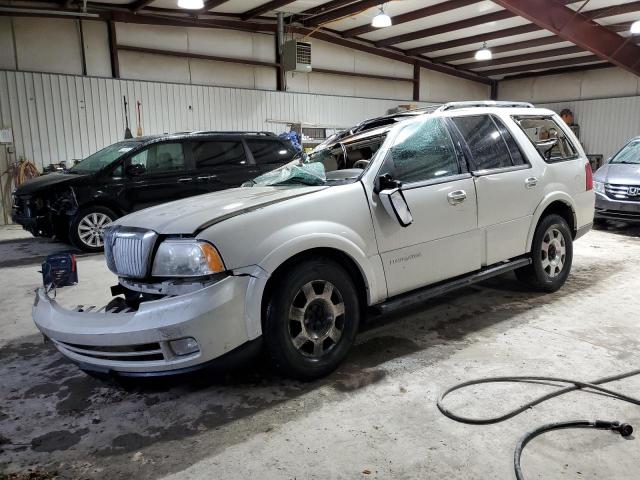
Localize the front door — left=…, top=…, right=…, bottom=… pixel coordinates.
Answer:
left=125, top=141, right=195, bottom=211
left=368, top=116, right=481, bottom=297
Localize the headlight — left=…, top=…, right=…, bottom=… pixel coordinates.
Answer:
left=151, top=239, right=225, bottom=277
left=593, top=181, right=605, bottom=194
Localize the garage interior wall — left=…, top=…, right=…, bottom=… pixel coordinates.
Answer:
left=498, top=67, right=640, bottom=159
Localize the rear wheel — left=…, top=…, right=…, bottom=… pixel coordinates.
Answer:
left=69, top=206, right=117, bottom=252
left=516, top=214, right=573, bottom=292
left=264, top=258, right=360, bottom=380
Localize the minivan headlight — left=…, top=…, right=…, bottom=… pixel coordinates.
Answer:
left=593, top=181, right=605, bottom=194
left=152, top=239, right=225, bottom=277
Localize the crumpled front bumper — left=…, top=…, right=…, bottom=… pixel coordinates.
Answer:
left=32, top=275, right=252, bottom=376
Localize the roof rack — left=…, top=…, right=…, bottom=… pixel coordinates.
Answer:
left=188, top=131, right=276, bottom=136
left=435, top=101, right=535, bottom=112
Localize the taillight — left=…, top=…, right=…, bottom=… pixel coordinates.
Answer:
left=585, top=162, right=593, bottom=191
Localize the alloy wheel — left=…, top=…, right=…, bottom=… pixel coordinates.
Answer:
left=77, top=212, right=112, bottom=248
left=541, top=226, right=566, bottom=278
left=288, top=280, right=345, bottom=358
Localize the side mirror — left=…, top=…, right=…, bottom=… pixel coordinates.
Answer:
left=534, top=138, right=558, bottom=160
left=126, top=163, right=146, bottom=176
left=379, top=187, right=413, bottom=227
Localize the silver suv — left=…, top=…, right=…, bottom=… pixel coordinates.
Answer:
left=594, top=137, right=640, bottom=222
left=33, top=102, right=595, bottom=380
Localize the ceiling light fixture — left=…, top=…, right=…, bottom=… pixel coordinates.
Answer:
left=371, top=4, right=392, bottom=28
left=475, top=42, right=492, bottom=61
left=631, top=20, right=640, bottom=34
left=177, top=0, right=204, bottom=9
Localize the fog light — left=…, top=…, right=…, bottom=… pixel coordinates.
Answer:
left=169, top=337, right=200, bottom=356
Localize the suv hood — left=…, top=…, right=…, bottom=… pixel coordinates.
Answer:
left=116, top=186, right=327, bottom=234
left=14, top=173, right=89, bottom=196
left=594, top=163, right=640, bottom=185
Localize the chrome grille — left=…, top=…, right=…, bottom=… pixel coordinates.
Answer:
left=605, top=184, right=640, bottom=201
left=104, top=226, right=158, bottom=278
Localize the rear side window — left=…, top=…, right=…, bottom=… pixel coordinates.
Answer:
left=512, top=116, right=578, bottom=163
left=493, top=117, right=527, bottom=166
left=451, top=115, right=514, bottom=171
left=389, top=117, right=460, bottom=184
left=193, top=141, right=246, bottom=168
left=246, top=139, right=294, bottom=165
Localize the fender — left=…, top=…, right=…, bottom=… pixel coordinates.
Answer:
left=526, top=191, right=577, bottom=252
left=238, top=233, right=386, bottom=340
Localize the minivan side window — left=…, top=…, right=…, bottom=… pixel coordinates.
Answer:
left=389, top=117, right=460, bottom=184
left=451, top=115, right=515, bottom=171
left=193, top=141, right=246, bottom=168
left=512, top=116, right=578, bottom=163
left=246, top=139, right=294, bottom=165
left=130, top=142, right=185, bottom=175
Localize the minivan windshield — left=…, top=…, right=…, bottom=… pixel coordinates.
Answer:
left=610, top=139, right=640, bottom=165
left=69, top=141, right=139, bottom=173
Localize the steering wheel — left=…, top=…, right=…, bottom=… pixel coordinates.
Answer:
left=353, top=160, right=370, bottom=169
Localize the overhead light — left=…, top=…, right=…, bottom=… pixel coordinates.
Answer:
left=371, top=5, right=392, bottom=28
left=631, top=20, right=640, bottom=34
left=177, top=0, right=204, bottom=9
left=475, top=42, right=492, bottom=61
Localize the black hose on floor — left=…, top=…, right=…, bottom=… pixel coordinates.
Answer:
left=437, top=369, right=640, bottom=479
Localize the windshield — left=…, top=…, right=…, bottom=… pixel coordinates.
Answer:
left=69, top=141, right=138, bottom=173
left=611, top=140, right=640, bottom=165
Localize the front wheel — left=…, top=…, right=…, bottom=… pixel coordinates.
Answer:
left=516, top=214, right=573, bottom=292
left=69, top=206, right=117, bottom=252
left=264, top=258, right=360, bottom=380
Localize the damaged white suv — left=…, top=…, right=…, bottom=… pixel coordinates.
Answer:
left=33, top=102, right=595, bottom=380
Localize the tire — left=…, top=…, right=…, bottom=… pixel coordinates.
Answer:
left=69, top=206, right=117, bottom=252
left=264, top=257, right=360, bottom=380
left=515, top=214, right=573, bottom=292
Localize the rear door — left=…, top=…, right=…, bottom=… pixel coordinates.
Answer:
left=191, top=139, right=256, bottom=192
left=450, top=114, right=543, bottom=265
left=245, top=138, right=297, bottom=175
left=124, top=141, right=195, bottom=211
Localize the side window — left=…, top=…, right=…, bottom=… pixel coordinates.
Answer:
left=492, top=117, right=527, bottom=166
left=130, top=143, right=185, bottom=175
left=389, top=117, right=460, bottom=184
left=512, top=116, right=578, bottom=162
left=451, top=115, right=513, bottom=171
left=193, top=141, right=246, bottom=169
left=246, top=139, right=294, bottom=165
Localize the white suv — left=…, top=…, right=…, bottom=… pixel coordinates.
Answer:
left=33, top=101, right=595, bottom=380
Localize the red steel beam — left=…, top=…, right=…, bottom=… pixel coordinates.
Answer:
left=481, top=54, right=602, bottom=76
left=463, top=45, right=583, bottom=69
left=491, top=0, right=640, bottom=76
left=342, top=0, right=482, bottom=38
left=303, top=0, right=380, bottom=27
left=201, top=0, right=231, bottom=11
left=502, top=62, right=612, bottom=79
left=129, top=0, right=155, bottom=12
left=241, top=0, right=297, bottom=20
left=300, top=0, right=359, bottom=17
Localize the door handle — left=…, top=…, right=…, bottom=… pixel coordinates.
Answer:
left=447, top=190, right=467, bottom=205
left=525, top=177, right=538, bottom=189
left=177, top=177, right=194, bottom=183
left=196, top=175, right=211, bottom=182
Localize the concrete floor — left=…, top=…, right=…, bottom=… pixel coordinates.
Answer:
left=1, top=223, right=640, bottom=479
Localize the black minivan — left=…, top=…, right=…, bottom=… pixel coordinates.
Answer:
left=12, top=132, right=297, bottom=251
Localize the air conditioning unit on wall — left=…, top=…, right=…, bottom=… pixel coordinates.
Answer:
left=283, top=40, right=312, bottom=73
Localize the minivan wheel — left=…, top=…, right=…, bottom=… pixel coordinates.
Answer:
left=69, top=206, right=117, bottom=252
left=264, top=258, right=360, bottom=380
left=515, top=214, right=573, bottom=293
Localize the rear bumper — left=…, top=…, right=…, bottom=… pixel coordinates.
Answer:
left=595, top=193, right=640, bottom=222
left=32, top=275, right=254, bottom=376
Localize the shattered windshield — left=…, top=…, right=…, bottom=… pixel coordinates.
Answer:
left=245, top=160, right=327, bottom=187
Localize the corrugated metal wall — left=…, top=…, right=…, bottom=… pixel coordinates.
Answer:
left=0, top=69, right=431, bottom=169
left=541, top=96, right=640, bottom=159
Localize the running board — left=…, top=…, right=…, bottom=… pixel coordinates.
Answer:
left=375, top=256, right=532, bottom=315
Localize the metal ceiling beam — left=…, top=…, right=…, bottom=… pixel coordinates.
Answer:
left=300, top=0, right=358, bottom=17
left=342, top=0, right=482, bottom=38
left=303, top=0, right=380, bottom=27
left=464, top=45, right=583, bottom=69
left=241, top=0, right=297, bottom=20
left=482, top=54, right=602, bottom=76
left=201, top=0, right=231, bottom=11
left=439, top=21, right=634, bottom=64
left=492, top=0, right=640, bottom=76
left=129, top=0, right=155, bottom=12
left=502, top=62, right=612, bottom=80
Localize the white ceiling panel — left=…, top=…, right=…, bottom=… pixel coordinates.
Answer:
left=448, top=41, right=578, bottom=65
left=392, top=16, right=529, bottom=51
left=472, top=51, right=596, bottom=72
